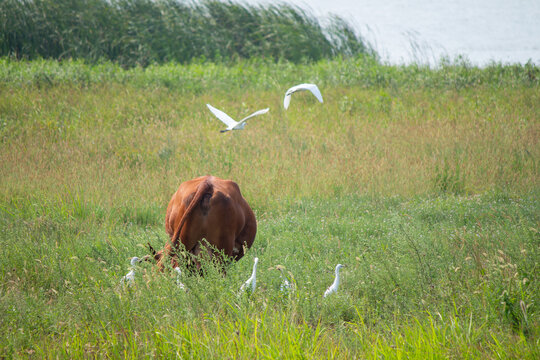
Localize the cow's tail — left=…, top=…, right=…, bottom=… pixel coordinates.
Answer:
left=169, top=178, right=213, bottom=251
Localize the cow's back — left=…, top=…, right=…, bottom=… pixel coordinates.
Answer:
left=165, top=175, right=256, bottom=259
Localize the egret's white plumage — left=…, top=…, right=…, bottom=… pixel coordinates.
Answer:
left=239, top=257, right=259, bottom=294
left=174, top=267, right=186, bottom=290
left=121, top=257, right=140, bottom=286
left=280, top=274, right=292, bottom=293
left=275, top=265, right=294, bottom=293
left=206, top=104, right=269, bottom=132
left=283, top=83, right=323, bottom=109
left=323, top=264, right=345, bottom=298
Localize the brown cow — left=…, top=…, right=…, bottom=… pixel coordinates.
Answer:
left=149, top=175, right=257, bottom=270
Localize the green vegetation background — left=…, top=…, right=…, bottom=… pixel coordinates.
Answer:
left=1, top=55, right=538, bottom=358
left=0, top=0, right=539, bottom=358
left=1, top=0, right=368, bottom=66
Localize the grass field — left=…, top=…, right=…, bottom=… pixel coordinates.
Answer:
left=0, top=58, right=539, bottom=358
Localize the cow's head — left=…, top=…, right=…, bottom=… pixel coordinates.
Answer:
left=144, top=242, right=178, bottom=270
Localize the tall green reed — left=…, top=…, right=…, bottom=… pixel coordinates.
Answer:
left=0, top=0, right=371, bottom=67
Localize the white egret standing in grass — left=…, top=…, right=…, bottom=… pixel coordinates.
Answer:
left=323, top=264, right=345, bottom=298
left=239, top=257, right=259, bottom=294
left=174, top=267, right=186, bottom=291
left=283, top=83, right=323, bottom=109
left=206, top=104, right=269, bottom=132
left=275, top=265, right=294, bottom=293
left=120, top=257, right=140, bottom=286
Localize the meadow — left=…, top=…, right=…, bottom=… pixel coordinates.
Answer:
left=0, top=57, right=539, bottom=358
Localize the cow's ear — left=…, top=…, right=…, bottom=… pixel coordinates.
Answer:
left=148, top=242, right=156, bottom=256
left=154, top=251, right=164, bottom=264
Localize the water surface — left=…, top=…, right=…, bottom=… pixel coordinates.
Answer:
left=247, top=0, right=540, bottom=65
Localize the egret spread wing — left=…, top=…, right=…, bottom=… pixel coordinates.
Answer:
left=206, top=104, right=238, bottom=128
left=238, top=108, right=269, bottom=125
left=305, top=84, right=323, bottom=103
left=283, top=83, right=323, bottom=109
left=283, top=84, right=303, bottom=109
left=285, top=84, right=303, bottom=96
left=283, top=93, right=292, bottom=109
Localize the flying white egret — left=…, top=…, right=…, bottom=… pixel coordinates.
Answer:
left=206, top=104, right=269, bottom=132
left=174, top=267, right=186, bottom=290
left=239, top=257, right=259, bottom=294
left=283, top=83, right=323, bottom=109
left=323, top=264, right=346, bottom=298
left=120, top=257, right=140, bottom=286
left=275, top=265, right=294, bottom=293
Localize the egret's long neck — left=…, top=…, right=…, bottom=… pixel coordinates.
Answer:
left=333, top=268, right=341, bottom=287
left=251, top=262, right=258, bottom=278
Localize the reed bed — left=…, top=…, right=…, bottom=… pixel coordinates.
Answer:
left=0, top=0, right=370, bottom=67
